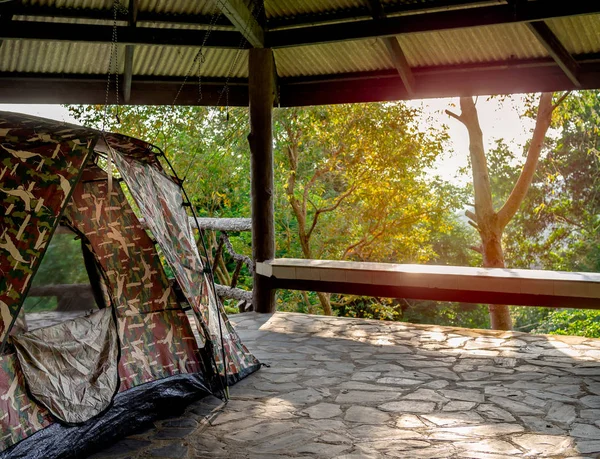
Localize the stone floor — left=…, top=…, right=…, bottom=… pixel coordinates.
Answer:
left=92, top=312, right=600, bottom=459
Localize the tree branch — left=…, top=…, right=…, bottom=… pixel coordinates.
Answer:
left=445, top=109, right=464, bottom=123
left=497, top=92, right=554, bottom=229
left=307, top=183, right=357, bottom=240
left=469, top=245, right=483, bottom=254
left=468, top=220, right=480, bottom=232
left=465, top=209, right=477, bottom=224
left=552, top=91, right=571, bottom=111
left=455, top=97, right=496, bottom=229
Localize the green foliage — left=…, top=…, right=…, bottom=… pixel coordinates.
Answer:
left=481, top=91, right=600, bottom=337
left=66, top=92, right=600, bottom=337
left=533, top=309, right=600, bottom=338
left=24, top=232, right=90, bottom=313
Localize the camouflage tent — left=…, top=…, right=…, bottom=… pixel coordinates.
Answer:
left=0, top=112, right=260, bottom=457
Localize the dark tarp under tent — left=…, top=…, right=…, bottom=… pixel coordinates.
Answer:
left=0, top=111, right=260, bottom=458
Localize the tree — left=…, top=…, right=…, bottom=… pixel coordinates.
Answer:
left=446, top=93, right=567, bottom=330
left=496, top=91, right=600, bottom=337
left=274, top=103, right=456, bottom=315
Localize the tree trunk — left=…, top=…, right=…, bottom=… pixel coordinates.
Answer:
left=447, top=93, right=559, bottom=331
left=480, top=224, right=513, bottom=330
left=301, top=291, right=315, bottom=314
left=283, top=136, right=334, bottom=316
left=316, top=291, right=332, bottom=316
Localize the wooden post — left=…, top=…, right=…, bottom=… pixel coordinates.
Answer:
left=248, top=48, right=276, bottom=313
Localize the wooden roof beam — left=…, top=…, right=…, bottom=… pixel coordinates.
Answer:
left=366, top=0, right=415, bottom=96
left=0, top=0, right=16, bottom=50
left=527, top=21, right=581, bottom=88
left=267, top=2, right=600, bottom=48
left=1, top=56, right=599, bottom=106
left=123, top=0, right=138, bottom=104
left=0, top=21, right=246, bottom=48
left=9, top=4, right=233, bottom=28
left=216, top=0, right=264, bottom=48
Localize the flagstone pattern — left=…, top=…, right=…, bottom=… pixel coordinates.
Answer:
left=91, top=312, right=600, bottom=458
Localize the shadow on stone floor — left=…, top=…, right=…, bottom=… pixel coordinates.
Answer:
left=89, top=312, right=600, bottom=459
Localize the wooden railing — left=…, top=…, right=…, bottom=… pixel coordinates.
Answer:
left=191, top=218, right=254, bottom=312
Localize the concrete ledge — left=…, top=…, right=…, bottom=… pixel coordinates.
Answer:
left=257, top=259, right=600, bottom=308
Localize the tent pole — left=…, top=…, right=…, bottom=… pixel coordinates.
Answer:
left=248, top=48, right=276, bottom=313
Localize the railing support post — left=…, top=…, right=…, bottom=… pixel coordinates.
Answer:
left=248, top=47, right=276, bottom=313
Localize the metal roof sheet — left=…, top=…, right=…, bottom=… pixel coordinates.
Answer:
left=0, top=40, right=117, bottom=74
left=397, top=23, right=549, bottom=67
left=274, top=38, right=392, bottom=77
left=133, top=46, right=247, bottom=77
left=0, top=39, right=248, bottom=78
left=1, top=1, right=599, bottom=105
left=20, top=0, right=218, bottom=15
left=266, top=0, right=365, bottom=19
left=547, top=14, right=600, bottom=55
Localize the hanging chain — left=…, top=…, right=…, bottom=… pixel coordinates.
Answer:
left=215, top=1, right=264, bottom=114
left=172, top=5, right=223, bottom=106
left=103, top=0, right=122, bottom=131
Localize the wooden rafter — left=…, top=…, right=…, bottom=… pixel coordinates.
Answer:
left=366, top=0, right=415, bottom=95
left=0, top=0, right=15, bottom=49
left=527, top=21, right=581, bottom=88
left=0, top=21, right=246, bottom=48
left=216, top=0, right=264, bottom=48
left=267, top=2, right=600, bottom=48
left=123, top=0, right=138, bottom=103
left=1, top=56, right=598, bottom=106
left=8, top=4, right=233, bottom=27
left=2, top=3, right=598, bottom=50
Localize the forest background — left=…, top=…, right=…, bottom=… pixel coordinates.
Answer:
left=53, top=90, right=600, bottom=337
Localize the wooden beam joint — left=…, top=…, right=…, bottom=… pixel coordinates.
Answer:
left=123, top=0, right=138, bottom=103
left=527, top=20, right=581, bottom=88
left=366, top=0, right=415, bottom=95
left=217, top=0, right=264, bottom=48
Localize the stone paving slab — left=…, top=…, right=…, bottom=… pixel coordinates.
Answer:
left=90, top=312, right=600, bottom=458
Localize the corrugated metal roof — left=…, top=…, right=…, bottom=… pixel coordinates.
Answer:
left=1, top=1, right=599, bottom=105
left=273, top=21, right=559, bottom=77
left=274, top=39, right=392, bottom=77
left=22, top=0, right=109, bottom=8
left=21, top=0, right=218, bottom=15
left=267, top=0, right=365, bottom=19
left=547, top=14, right=600, bottom=55
left=397, top=23, right=549, bottom=67
left=133, top=46, right=247, bottom=77
left=0, top=38, right=247, bottom=78
left=0, top=41, right=117, bottom=74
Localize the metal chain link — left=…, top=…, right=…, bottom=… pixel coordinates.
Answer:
left=215, top=1, right=265, bottom=110
left=103, top=0, right=121, bottom=131
left=172, top=3, right=223, bottom=106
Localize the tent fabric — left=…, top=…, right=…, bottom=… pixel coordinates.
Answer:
left=0, top=373, right=211, bottom=459
left=63, top=165, right=204, bottom=390
left=113, top=151, right=260, bottom=382
left=0, top=112, right=260, bottom=453
left=0, top=351, right=53, bottom=448
left=0, top=113, right=98, bottom=346
left=11, top=307, right=120, bottom=425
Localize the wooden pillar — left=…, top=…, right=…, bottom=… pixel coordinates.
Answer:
left=248, top=48, right=276, bottom=313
